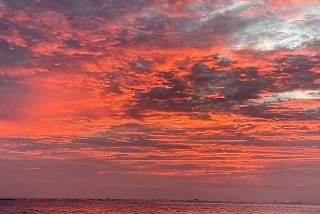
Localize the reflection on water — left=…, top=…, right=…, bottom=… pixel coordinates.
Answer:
left=1, top=199, right=320, bottom=214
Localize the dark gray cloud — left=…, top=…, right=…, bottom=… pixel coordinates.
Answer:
left=126, top=62, right=268, bottom=117
left=272, top=55, right=320, bottom=91
left=125, top=53, right=320, bottom=120
left=0, top=39, right=31, bottom=67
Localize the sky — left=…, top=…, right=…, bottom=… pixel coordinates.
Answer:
left=0, top=0, right=320, bottom=202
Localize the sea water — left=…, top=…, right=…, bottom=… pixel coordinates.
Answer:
left=1, top=199, right=320, bottom=213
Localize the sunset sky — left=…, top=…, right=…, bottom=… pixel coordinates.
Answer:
left=0, top=0, right=320, bottom=202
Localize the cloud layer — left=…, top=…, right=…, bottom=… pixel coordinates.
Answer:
left=0, top=0, right=320, bottom=201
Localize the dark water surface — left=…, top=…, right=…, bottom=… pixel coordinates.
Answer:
left=1, top=199, right=320, bottom=213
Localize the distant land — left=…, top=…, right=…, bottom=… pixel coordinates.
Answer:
left=1, top=197, right=320, bottom=205
left=0, top=198, right=16, bottom=201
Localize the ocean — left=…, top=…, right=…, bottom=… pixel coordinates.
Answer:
left=1, top=199, right=320, bottom=213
